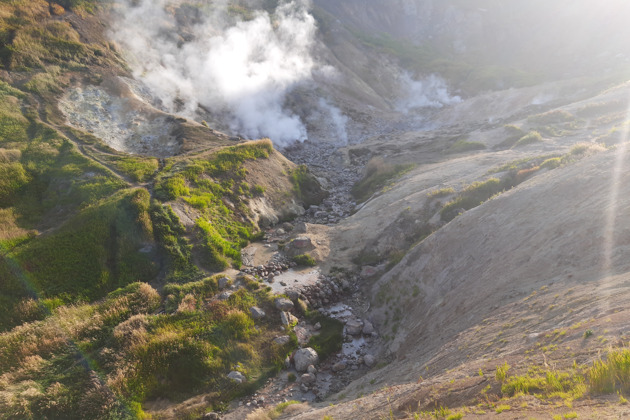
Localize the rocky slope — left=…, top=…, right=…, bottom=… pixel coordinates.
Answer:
left=4, top=1, right=630, bottom=419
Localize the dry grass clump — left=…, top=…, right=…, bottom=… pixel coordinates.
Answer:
left=0, top=149, right=21, bottom=163
left=177, top=293, right=198, bottom=313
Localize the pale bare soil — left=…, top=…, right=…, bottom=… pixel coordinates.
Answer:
left=279, top=78, right=630, bottom=419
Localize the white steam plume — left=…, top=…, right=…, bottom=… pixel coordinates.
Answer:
left=318, top=98, right=349, bottom=145
left=109, top=0, right=316, bottom=146
left=397, top=73, right=462, bottom=112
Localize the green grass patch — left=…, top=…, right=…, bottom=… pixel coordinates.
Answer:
left=289, top=164, right=327, bottom=207
left=447, top=139, right=486, bottom=154
left=589, top=347, right=630, bottom=394
left=352, top=157, right=414, bottom=202
left=292, top=254, right=316, bottom=267
left=4, top=189, right=158, bottom=304
left=500, top=366, right=586, bottom=399
left=107, top=156, right=159, bottom=182
left=153, top=140, right=277, bottom=271
left=427, top=187, right=455, bottom=198
left=512, top=131, right=543, bottom=148
left=306, top=313, right=344, bottom=360
left=495, top=124, right=528, bottom=149
left=150, top=202, right=193, bottom=273
left=540, top=157, right=563, bottom=169
left=440, top=177, right=504, bottom=222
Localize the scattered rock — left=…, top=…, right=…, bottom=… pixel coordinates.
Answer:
left=228, top=371, right=246, bottom=384
left=345, top=319, right=364, bottom=336
left=314, top=322, right=321, bottom=330
left=286, top=290, right=300, bottom=302
left=249, top=306, right=266, bottom=319
left=275, top=297, right=294, bottom=311
left=273, top=335, right=291, bottom=346
left=307, top=365, right=317, bottom=374
left=200, top=412, right=220, bottom=420
left=218, top=277, right=230, bottom=289
left=294, top=325, right=310, bottom=345
left=332, top=362, right=347, bottom=372
left=217, top=291, right=232, bottom=300
left=294, top=347, right=319, bottom=372
left=300, top=373, right=316, bottom=385
left=284, top=356, right=291, bottom=369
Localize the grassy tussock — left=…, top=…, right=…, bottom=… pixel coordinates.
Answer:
left=447, top=139, right=486, bottom=154
left=512, top=131, right=543, bottom=148
left=589, top=347, right=630, bottom=394
left=499, top=365, right=586, bottom=400
left=440, top=178, right=504, bottom=222
left=352, top=157, right=414, bottom=202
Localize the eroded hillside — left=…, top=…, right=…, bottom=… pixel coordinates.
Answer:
left=4, top=1, right=630, bottom=420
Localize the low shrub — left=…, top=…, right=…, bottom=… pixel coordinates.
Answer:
left=352, top=157, right=414, bottom=202
left=447, top=139, right=486, bottom=154
left=512, top=131, right=543, bottom=148
left=292, top=254, right=316, bottom=267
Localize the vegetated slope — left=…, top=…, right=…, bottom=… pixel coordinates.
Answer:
left=0, top=1, right=326, bottom=418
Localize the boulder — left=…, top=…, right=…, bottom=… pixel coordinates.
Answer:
left=249, top=306, right=266, bottom=319
left=218, top=276, right=230, bottom=289
left=286, top=290, right=300, bottom=302
left=345, top=319, right=364, bottom=336
left=285, top=236, right=315, bottom=257
left=307, top=365, right=317, bottom=374
left=364, top=354, right=376, bottom=367
left=217, top=291, right=232, bottom=300
left=273, top=335, right=291, bottom=345
left=300, top=373, right=316, bottom=385
left=280, top=311, right=298, bottom=327
left=275, top=297, right=294, bottom=311
left=291, top=236, right=313, bottom=249
left=294, top=222, right=307, bottom=233
left=294, top=348, right=319, bottom=372
left=362, top=320, right=374, bottom=335
left=228, top=371, right=246, bottom=384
